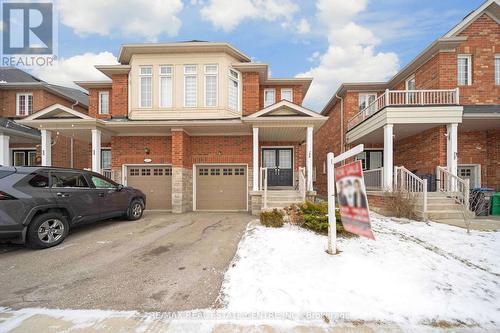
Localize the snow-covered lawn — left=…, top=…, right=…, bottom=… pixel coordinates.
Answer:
left=221, top=214, right=500, bottom=328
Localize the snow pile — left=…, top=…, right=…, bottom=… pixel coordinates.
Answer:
left=221, top=215, right=500, bottom=327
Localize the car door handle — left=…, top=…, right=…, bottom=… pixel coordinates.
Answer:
left=56, top=192, right=70, bottom=198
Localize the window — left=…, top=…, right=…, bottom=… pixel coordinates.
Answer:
left=264, top=89, right=276, bottom=107
left=457, top=55, right=472, bottom=85
left=281, top=88, right=293, bottom=102
left=101, top=149, right=111, bottom=170
left=12, top=149, right=36, bottom=166
left=495, top=55, right=500, bottom=85
left=405, top=75, right=416, bottom=104
left=51, top=172, right=89, bottom=188
left=210, top=168, right=221, bottom=176
left=16, top=93, right=33, bottom=116
left=355, top=150, right=383, bottom=170
left=234, top=168, right=245, bottom=176
left=358, top=93, right=377, bottom=112
left=159, top=65, right=173, bottom=108
left=184, top=65, right=197, bottom=107
left=405, top=75, right=415, bottom=90
left=199, top=168, right=209, bottom=176
left=204, top=64, right=218, bottom=107
left=139, top=66, right=153, bottom=108
left=223, top=168, right=233, bottom=176
left=130, top=168, right=140, bottom=176
left=141, top=168, right=151, bottom=176
left=98, top=91, right=109, bottom=114
left=228, top=69, right=240, bottom=111
left=91, top=175, right=117, bottom=189
left=29, top=172, right=49, bottom=188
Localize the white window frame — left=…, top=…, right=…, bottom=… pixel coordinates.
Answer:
left=159, top=65, right=173, bottom=108
left=139, top=66, right=153, bottom=108
left=358, top=93, right=377, bottom=112
left=98, top=91, right=109, bottom=115
left=457, top=54, right=472, bottom=86
left=184, top=65, right=198, bottom=108
left=228, top=68, right=240, bottom=111
left=405, top=74, right=416, bottom=90
left=495, top=54, right=500, bottom=85
left=280, top=88, right=293, bottom=102
left=264, top=89, right=276, bottom=107
left=204, top=64, right=218, bottom=108
left=16, top=92, right=33, bottom=116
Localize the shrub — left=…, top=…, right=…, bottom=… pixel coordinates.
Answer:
left=283, top=204, right=305, bottom=226
left=388, top=191, right=419, bottom=220
left=260, top=209, right=284, bottom=228
left=297, top=201, right=353, bottom=237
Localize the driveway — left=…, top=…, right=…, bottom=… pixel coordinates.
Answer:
left=0, top=211, right=253, bottom=312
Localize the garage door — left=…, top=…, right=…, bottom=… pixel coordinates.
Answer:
left=196, top=165, right=247, bottom=211
left=127, top=166, right=172, bottom=210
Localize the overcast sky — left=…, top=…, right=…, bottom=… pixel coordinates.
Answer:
left=29, top=0, right=484, bottom=111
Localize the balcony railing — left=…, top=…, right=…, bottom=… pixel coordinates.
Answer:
left=347, top=88, right=460, bottom=130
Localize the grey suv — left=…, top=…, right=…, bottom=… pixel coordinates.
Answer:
left=0, top=166, right=146, bottom=249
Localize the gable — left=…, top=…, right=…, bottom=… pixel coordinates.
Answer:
left=23, top=104, right=93, bottom=121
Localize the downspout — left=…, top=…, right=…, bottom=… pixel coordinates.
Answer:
left=70, top=100, right=79, bottom=168
left=335, top=93, right=345, bottom=163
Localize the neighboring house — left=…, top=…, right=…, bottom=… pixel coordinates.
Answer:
left=19, top=41, right=327, bottom=214
left=314, top=0, right=499, bottom=219
left=0, top=68, right=91, bottom=169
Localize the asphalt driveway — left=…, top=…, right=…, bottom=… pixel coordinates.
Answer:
left=0, top=211, right=253, bottom=312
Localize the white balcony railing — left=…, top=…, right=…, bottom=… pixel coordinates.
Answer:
left=363, top=167, right=383, bottom=191
left=348, top=88, right=460, bottom=130
left=394, top=166, right=428, bottom=219
left=260, top=167, right=268, bottom=209
left=102, top=169, right=112, bottom=179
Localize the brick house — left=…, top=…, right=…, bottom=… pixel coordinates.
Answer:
left=0, top=68, right=91, bottom=169
left=314, top=0, right=499, bottom=219
left=19, top=42, right=327, bottom=214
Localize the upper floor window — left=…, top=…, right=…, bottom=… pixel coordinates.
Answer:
left=495, top=55, right=500, bottom=85
left=184, top=65, right=197, bottom=107
left=457, top=55, right=472, bottom=86
left=281, top=88, right=293, bottom=102
left=98, top=91, right=109, bottom=114
left=159, top=65, right=173, bottom=108
left=139, top=66, right=152, bottom=108
left=204, top=64, right=218, bottom=107
left=228, top=69, right=240, bottom=111
left=264, top=89, right=275, bottom=107
left=358, top=93, right=376, bottom=112
left=16, top=92, right=33, bottom=116
left=405, top=75, right=415, bottom=90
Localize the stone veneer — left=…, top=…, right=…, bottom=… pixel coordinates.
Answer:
left=172, top=167, right=192, bottom=213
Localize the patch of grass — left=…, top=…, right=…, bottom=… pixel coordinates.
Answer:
left=260, top=209, right=284, bottom=228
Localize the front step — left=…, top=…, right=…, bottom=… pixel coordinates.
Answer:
left=264, top=190, right=304, bottom=209
left=427, top=210, right=468, bottom=220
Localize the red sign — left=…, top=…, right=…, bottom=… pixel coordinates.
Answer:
left=335, top=161, right=375, bottom=240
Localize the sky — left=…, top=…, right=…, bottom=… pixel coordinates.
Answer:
left=27, top=0, right=485, bottom=111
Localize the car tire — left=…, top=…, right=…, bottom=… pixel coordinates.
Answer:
left=27, top=212, right=69, bottom=249
left=127, top=199, right=144, bottom=221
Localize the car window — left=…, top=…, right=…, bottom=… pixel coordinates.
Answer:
left=51, top=172, right=89, bottom=188
left=90, top=175, right=116, bottom=189
left=29, top=172, right=49, bottom=188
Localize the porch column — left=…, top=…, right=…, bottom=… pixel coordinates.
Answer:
left=41, top=129, right=52, bottom=166
left=252, top=127, right=259, bottom=191
left=0, top=134, right=10, bottom=166
left=446, top=123, right=458, bottom=176
left=306, top=126, right=314, bottom=191
left=91, top=129, right=101, bottom=173
left=383, top=124, right=393, bottom=191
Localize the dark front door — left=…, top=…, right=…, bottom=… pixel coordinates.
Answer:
left=262, top=148, right=293, bottom=187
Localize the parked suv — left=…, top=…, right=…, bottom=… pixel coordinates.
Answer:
left=0, top=166, right=146, bottom=249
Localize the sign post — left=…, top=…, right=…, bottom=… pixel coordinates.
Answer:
left=326, top=144, right=366, bottom=255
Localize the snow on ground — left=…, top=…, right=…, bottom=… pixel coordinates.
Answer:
left=220, top=214, right=500, bottom=328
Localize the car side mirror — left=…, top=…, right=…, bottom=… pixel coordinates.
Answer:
left=116, top=184, right=124, bottom=191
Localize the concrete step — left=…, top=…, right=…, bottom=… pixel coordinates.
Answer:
left=265, top=200, right=304, bottom=208
left=427, top=210, right=467, bottom=220
left=426, top=203, right=463, bottom=210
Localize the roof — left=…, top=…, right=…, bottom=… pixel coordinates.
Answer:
left=463, top=105, right=500, bottom=114
left=0, top=117, right=40, bottom=137
left=0, top=67, right=89, bottom=107
left=118, top=41, right=252, bottom=64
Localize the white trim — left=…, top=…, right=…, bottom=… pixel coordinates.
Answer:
left=192, top=163, right=249, bottom=212
left=495, top=54, right=500, bottom=85
left=405, top=74, right=416, bottom=90
left=184, top=64, right=198, bottom=108
left=457, top=164, right=482, bottom=188
left=228, top=68, right=241, bottom=112
left=457, top=54, right=472, bottom=86
left=260, top=146, right=296, bottom=188
left=23, top=103, right=94, bottom=121
left=204, top=64, right=218, bottom=108
left=98, top=91, right=109, bottom=115
left=263, top=88, right=276, bottom=108
left=444, top=0, right=498, bottom=37
left=159, top=65, right=173, bottom=109
left=280, top=88, right=293, bottom=102
left=358, top=92, right=377, bottom=112
left=246, top=100, right=326, bottom=119
left=16, top=92, right=33, bottom=116
left=139, top=65, right=153, bottom=109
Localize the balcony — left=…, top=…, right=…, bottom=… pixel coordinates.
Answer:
left=347, top=88, right=460, bottom=130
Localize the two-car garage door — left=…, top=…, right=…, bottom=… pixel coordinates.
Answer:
left=195, top=165, right=247, bottom=211
left=127, top=166, right=172, bottom=210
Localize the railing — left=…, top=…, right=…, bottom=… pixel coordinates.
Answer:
left=102, top=169, right=112, bottom=179
left=363, top=167, right=383, bottom=191
left=348, top=88, right=460, bottom=130
left=436, top=166, right=470, bottom=211
left=394, top=166, right=428, bottom=218
left=298, top=167, right=306, bottom=201
left=260, top=167, right=268, bottom=209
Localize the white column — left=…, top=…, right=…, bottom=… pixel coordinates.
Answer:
left=252, top=127, right=259, bottom=191
left=383, top=124, right=393, bottom=191
left=0, top=134, right=10, bottom=166
left=306, top=126, right=314, bottom=191
left=91, top=129, right=102, bottom=173
left=41, top=129, right=52, bottom=166
left=447, top=123, right=458, bottom=176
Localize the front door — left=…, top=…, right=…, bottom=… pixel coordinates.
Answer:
left=262, top=148, right=293, bottom=187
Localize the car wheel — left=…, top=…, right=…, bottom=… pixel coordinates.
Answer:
left=127, top=199, right=144, bottom=221
left=27, top=212, right=69, bottom=249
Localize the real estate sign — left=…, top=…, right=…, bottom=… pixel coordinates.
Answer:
left=335, top=160, right=375, bottom=240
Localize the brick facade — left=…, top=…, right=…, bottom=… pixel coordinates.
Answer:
left=111, top=74, right=128, bottom=117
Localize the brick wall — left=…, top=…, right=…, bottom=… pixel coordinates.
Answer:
left=171, top=130, right=191, bottom=168
left=111, top=136, right=172, bottom=168
left=242, top=72, right=260, bottom=116
left=111, top=74, right=128, bottom=117
left=485, top=129, right=500, bottom=190
left=191, top=135, right=252, bottom=165
left=258, top=85, right=304, bottom=108
left=88, top=88, right=112, bottom=119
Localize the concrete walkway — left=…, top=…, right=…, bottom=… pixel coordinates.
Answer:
left=434, top=215, right=500, bottom=231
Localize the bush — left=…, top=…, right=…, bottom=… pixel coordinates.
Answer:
left=388, top=191, right=419, bottom=220
left=296, top=201, right=353, bottom=237
left=260, top=209, right=284, bottom=228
